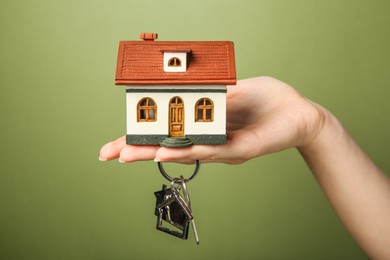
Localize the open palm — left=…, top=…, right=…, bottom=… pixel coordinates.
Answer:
left=99, top=77, right=324, bottom=164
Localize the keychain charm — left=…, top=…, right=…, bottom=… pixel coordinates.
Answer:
left=154, top=161, right=200, bottom=244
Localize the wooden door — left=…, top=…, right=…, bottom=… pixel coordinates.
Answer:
left=169, top=97, right=184, bottom=137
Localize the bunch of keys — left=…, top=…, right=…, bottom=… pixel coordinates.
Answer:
left=154, top=160, right=200, bottom=244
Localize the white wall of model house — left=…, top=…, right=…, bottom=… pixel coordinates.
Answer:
left=126, top=85, right=226, bottom=135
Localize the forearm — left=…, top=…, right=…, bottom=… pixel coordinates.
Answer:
left=298, top=108, right=390, bottom=259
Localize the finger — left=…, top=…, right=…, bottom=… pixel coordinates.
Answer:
left=119, top=145, right=160, bottom=163
left=155, top=146, right=211, bottom=162
left=154, top=132, right=253, bottom=164
left=155, top=159, right=198, bottom=165
left=99, top=136, right=127, bottom=161
left=154, top=145, right=235, bottom=164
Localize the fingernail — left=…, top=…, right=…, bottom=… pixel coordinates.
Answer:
left=118, top=158, right=126, bottom=163
left=154, top=157, right=160, bottom=162
left=99, top=156, right=107, bottom=161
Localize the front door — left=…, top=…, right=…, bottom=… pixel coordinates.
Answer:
left=169, top=96, right=184, bottom=137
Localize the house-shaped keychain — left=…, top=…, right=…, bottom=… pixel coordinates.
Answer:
left=154, top=184, right=192, bottom=239
left=115, top=33, right=236, bottom=147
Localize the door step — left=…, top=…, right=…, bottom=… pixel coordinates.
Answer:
left=160, top=137, right=193, bottom=148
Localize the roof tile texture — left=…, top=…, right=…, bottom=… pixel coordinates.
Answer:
left=115, top=41, right=236, bottom=85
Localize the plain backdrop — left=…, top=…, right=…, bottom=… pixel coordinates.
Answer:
left=1, top=0, right=389, bottom=259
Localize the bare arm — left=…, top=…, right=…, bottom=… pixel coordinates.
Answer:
left=100, top=77, right=390, bottom=259
left=298, top=107, right=390, bottom=260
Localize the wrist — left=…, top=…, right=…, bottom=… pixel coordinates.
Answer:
left=297, top=104, right=346, bottom=156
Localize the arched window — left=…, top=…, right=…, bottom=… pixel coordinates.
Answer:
left=168, top=57, right=181, bottom=67
left=195, top=98, right=214, bottom=122
left=137, top=97, right=157, bottom=122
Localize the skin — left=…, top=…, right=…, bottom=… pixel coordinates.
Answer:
left=99, top=77, right=390, bottom=259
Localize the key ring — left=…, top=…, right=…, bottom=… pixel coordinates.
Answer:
left=157, top=160, right=200, bottom=183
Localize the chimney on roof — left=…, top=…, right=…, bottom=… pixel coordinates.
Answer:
left=140, top=33, right=158, bottom=41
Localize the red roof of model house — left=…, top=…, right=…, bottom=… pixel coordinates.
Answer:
left=115, top=33, right=236, bottom=85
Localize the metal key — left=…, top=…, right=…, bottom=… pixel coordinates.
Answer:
left=180, top=176, right=200, bottom=244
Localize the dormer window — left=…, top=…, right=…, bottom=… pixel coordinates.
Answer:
left=162, top=49, right=191, bottom=72
left=168, top=57, right=182, bottom=67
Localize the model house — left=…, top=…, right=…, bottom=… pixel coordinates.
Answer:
left=115, top=33, right=236, bottom=147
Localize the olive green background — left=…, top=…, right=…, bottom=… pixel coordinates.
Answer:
left=1, top=0, right=389, bottom=259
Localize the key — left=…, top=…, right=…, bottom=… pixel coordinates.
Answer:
left=180, top=177, right=200, bottom=244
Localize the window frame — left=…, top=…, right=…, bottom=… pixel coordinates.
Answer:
left=195, top=98, right=214, bottom=122
left=168, top=57, right=182, bottom=67
left=137, top=97, right=157, bottom=122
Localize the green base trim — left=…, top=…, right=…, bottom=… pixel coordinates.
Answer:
left=186, top=135, right=227, bottom=145
left=126, top=135, right=167, bottom=145
left=126, top=134, right=227, bottom=145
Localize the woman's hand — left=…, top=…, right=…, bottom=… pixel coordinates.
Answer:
left=99, top=77, right=326, bottom=164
